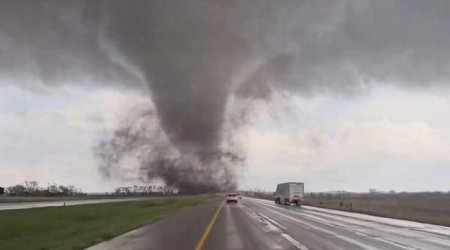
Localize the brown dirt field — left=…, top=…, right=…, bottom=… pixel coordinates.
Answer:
left=304, top=194, right=450, bottom=227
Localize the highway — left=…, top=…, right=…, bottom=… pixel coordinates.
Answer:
left=0, top=197, right=157, bottom=211
left=87, top=197, right=450, bottom=250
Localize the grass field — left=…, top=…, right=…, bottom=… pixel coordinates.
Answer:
left=0, top=195, right=211, bottom=250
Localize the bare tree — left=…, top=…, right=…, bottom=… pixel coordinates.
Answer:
left=24, top=181, right=39, bottom=196
left=7, top=184, right=26, bottom=196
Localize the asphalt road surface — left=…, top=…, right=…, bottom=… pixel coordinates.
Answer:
left=0, top=197, right=157, bottom=211
left=87, top=197, right=450, bottom=250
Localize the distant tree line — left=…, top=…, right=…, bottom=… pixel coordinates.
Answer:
left=0, top=182, right=179, bottom=197
left=0, top=181, right=85, bottom=196
left=113, top=185, right=177, bottom=196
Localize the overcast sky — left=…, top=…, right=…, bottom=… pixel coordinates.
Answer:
left=2, top=83, right=450, bottom=192
left=1, top=1, right=450, bottom=192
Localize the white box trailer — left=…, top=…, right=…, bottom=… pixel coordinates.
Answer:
left=274, top=182, right=304, bottom=205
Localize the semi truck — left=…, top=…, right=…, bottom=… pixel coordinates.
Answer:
left=274, top=182, right=304, bottom=205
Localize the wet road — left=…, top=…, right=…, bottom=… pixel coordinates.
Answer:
left=0, top=197, right=157, bottom=211
left=87, top=197, right=450, bottom=250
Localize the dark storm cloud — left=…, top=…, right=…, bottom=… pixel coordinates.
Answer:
left=234, top=0, right=450, bottom=98
left=0, top=0, right=136, bottom=89
left=2, top=0, right=450, bottom=192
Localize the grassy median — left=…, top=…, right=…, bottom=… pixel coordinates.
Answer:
left=0, top=195, right=211, bottom=250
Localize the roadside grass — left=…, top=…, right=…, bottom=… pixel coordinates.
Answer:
left=0, top=195, right=211, bottom=250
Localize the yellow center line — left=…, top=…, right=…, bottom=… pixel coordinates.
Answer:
left=194, top=201, right=223, bottom=250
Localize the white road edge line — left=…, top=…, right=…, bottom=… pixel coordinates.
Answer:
left=244, top=204, right=308, bottom=249
left=297, top=212, right=419, bottom=250
left=263, top=206, right=380, bottom=250
left=240, top=204, right=284, bottom=249
left=258, top=212, right=288, bottom=230
left=281, top=233, right=309, bottom=250
left=252, top=199, right=420, bottom=250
